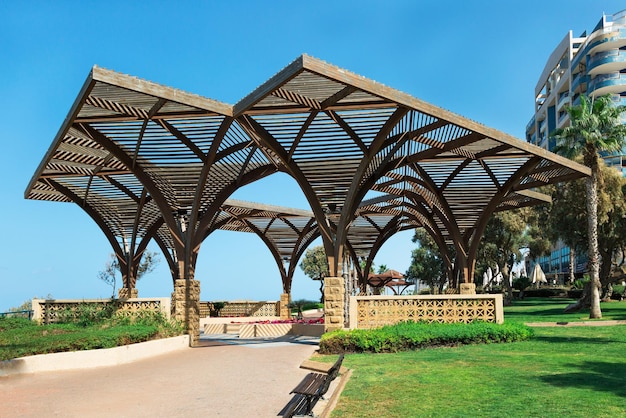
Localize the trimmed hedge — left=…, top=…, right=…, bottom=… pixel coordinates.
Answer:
left=319, top=321, right=533, bottom=354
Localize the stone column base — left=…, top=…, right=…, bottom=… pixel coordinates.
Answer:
left=171, top=279, right=201, bottom=346
left=324, top=276, right=345, bottom=332
left=460, top=283, right=476, bottom=295
left=118, top=288, right=138, bottom=299
left=280, top=293, right=290, bottom=320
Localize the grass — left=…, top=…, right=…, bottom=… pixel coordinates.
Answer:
left=0, top=314, right=184, bottom=361
left=504, top=297, right=626, bottom=323
left=325, top=299, right=626, bottom=417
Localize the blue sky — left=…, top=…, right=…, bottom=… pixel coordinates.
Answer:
left=1, top=1, right=624, bottom=311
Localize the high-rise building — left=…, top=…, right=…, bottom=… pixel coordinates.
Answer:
left=525, top=9, right=626, bottom=280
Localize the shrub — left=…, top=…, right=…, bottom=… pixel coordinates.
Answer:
left=112, top=310, right=184, bottom=338
left=0, top=311, right=185, bottom=361
left=523, top=288, right=567, bottom=298
left=512, top=276, right=531, bottom=291
left=572, top=278, right=589, bottom=290
left=319, top=321, right=533, bottom=354
left=57, top=302, right=117, bottom=326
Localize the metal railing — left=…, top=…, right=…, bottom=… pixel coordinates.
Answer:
left=0, top=310, right=34, bottom=320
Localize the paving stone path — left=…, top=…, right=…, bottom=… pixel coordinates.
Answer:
left=0, top=335, right=319, bottom=417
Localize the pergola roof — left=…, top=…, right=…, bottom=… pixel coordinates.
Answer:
left=25, top=54, right=590, bottom=291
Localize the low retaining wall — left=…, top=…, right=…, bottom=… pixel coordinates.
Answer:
left=203, top=322, right=325, bottom=338
left=349, top=294, right=503, bottom=329
left=0, top=335, right=190, bottom=377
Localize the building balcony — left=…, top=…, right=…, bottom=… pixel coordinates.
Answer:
left=525, top=114, right=536, bottom=134
left=589, top=72, right=626, bottom=95
left=557, top=93, right=570, bottom=110
left=586, top=28, right=626, bottom=55
left=571, top=72, right=587, bottom=91
left=588, top=49, right=626, bottom=75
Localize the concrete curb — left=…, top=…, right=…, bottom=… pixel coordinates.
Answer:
left=0, top=335, right=190, bottom=377
left=319, top=368, right=352, bottom=418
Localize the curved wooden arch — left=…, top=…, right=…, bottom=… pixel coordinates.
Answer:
left=26, top=55, right=590, bottom=302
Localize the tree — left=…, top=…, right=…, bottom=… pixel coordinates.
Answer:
left=477, top=209, right=528, bottom=303
left=552, top=94, right=626, bottom=318
left=406, top=229, right=447, bottom=293
left=539, top=182, right=588, bottom=285
left=538, top=162, right=626, bottom=305
left=299, top=245, right=329, bottom=302
left=97, top=251, right=160, bottom=298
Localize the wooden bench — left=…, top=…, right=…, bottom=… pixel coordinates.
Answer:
left=278, top=354, right=345, bottom=417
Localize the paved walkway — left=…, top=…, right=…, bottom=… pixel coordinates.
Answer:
left=0, top=334, right=320, bottom=417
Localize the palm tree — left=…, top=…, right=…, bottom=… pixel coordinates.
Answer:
left=552, top=94, right=626, bottom=318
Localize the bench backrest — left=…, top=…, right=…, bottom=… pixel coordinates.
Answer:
left=316, top=354, right=345, bottom=397
left=327, top=354, right=344, bottom=380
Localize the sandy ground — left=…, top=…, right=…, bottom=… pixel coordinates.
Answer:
left=0, top=335, right=320, bottom=418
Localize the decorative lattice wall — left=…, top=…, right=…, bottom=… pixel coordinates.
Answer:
left=201, top=301, right=279, bottom=318
left=349, top=294, right=503, bottom=329
left=31, top=298, right=171, bottom=324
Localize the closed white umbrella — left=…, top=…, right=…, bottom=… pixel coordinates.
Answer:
left=531, top=263, right=547, bottom=285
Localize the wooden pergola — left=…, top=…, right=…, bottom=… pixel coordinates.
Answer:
left=26, top=54, right=590, bottom=298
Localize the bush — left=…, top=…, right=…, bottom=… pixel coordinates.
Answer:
left=523, top=288, right=568, bottom=298
left=0, top=311, right=185, bottom=361
left=572, top=278, right=589, bottom=290
left=112, top=310, right=184, bottom=338
left=57, top=302, right=117, bottom=326
left=319, top=321, right=533, bottom=354
left=513, top=277, right=531, bottom=291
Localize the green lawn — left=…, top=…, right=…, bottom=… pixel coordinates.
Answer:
left=328, top=300, right=626, bottom=418
left=504, top=297, right=626, bottom=323
left=0, top=315, right=183, bottom=361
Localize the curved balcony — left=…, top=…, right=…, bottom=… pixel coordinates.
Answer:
left=588, top=50, right=626, bottom=75
left=588, top=72, right=626, bottom=95
left=525, top=115, right=536, bottom=134
left=586, top=28, right=626, bottom=55
left=570, top=72, right=588, bottom=91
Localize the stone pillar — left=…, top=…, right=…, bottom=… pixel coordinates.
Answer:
left=280, top=293, right=290, bottom=320
left=460, top=283, right=476, bottom=295
left=171, top=279, right=201, bottom=346
left=118, top=288, right=138, bottom=299
left=324, top=276, right=345, bottom=332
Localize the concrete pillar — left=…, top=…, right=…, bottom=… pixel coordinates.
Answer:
left=280, top=293, right=290, bottom=320
left=460, top=283, right=476, bottom=295
left=118, top=288, right=138, bottom=299
left=171, top=279, right=201, bottom=346
left=324, top=276, right=345, bottom=332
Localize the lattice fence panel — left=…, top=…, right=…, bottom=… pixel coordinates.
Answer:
left=32, top=298, right=170, bottom=324
left=353, top=296, right=500, bottom=329
left=210, top=301, right=278, bottom=317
